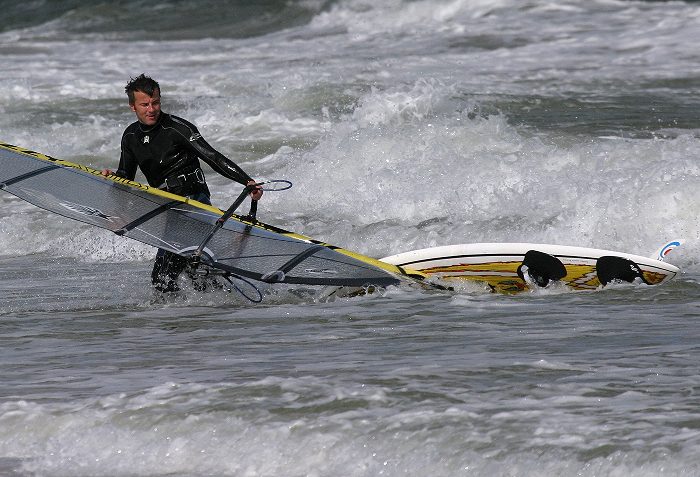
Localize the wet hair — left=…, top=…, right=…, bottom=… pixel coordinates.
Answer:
left=125, top=74, right=160, bottom=105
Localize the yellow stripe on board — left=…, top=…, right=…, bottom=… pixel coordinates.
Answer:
left=401, top=258, right=675, bottom=292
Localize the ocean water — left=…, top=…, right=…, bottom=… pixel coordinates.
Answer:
left=1, top=0, right=700, bottom=475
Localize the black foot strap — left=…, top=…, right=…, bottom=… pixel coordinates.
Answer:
left=596, top=255, right=648, bottom=286
left=517, top=250, right=567, bottom=288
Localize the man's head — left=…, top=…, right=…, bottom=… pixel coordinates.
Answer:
left=125, top=74, right=161, bottom=126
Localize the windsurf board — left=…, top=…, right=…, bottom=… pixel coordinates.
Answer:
left=380, top=242, right=681, bottom=293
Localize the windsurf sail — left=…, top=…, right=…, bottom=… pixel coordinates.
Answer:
left=0, top=142, right=419, bottom=287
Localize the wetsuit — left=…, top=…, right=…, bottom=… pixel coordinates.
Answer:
left=116, top=112, right=253, bottom=292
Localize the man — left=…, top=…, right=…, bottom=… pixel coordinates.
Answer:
left=103, top=74, right=262, bottom=292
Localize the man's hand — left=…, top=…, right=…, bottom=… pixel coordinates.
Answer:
left=101, top=169, right=113, bottom=176
left=247, top=180, right=263, bottom=201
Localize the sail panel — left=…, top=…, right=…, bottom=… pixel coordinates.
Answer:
left=0, top=142, right=402, bottom=287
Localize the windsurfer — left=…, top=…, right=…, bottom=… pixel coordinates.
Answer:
left=102, top=74, right=262, bottom=292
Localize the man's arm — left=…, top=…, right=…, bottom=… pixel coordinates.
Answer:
left=170, top=115, right=262, bottom=200
left=188, top=135, right=252, bottom=185
left=114, top=146, right=138, bottom=180
left=102, top=133, right=138, bottom=180
left=184, top=132, right=262, bottom=200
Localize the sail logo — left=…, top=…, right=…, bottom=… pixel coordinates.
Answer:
left=304, top=268, right=339, bottom=275
left=59, top=201, right=115, bottom=222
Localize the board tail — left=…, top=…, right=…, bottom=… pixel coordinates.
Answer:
left=651, top=239, right=684, bottom=262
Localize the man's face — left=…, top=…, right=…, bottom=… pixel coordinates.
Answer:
left=130, top=89, right=161, bottom=126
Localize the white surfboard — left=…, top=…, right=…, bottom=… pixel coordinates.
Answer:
left=381, top=242, right=682, bottom=293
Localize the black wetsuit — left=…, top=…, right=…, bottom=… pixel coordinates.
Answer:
left=116, top=112, right=253, bottom=292
left=117, top=112, right=251, bottom=194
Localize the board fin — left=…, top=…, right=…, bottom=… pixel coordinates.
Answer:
left=517, top=250, right=567, bottom=288
left=596, top=255, right=649, bottom=286
left=651, top=239, right=684, bottom=262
